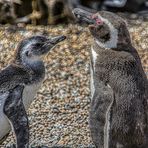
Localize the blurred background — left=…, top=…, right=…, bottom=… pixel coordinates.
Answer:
left=0, top=0, right=147, bottom=25
left=0, top=0, right=148, bottom=148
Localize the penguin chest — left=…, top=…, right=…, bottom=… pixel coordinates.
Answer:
left=22, top=81, right=43, bottom=109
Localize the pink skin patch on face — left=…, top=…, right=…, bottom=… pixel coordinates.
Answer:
left=91, top=14, right=97, bottom=19
left=90, top=14, right=103, bottom=25
left=96, top=19, right=103, bottom=25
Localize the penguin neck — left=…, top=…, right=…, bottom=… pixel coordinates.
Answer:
left=21, top=58, right=45, bottom=82
left=23, top=59, right=44, bottom=72
left=95, top=16, right=118, bottom=49
left=95, top=37, right=132, bottom=51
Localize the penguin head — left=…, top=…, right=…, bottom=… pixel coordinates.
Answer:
left=15, top=35, right=66, bottom=63
left=73, top=8, right=131, bottom=49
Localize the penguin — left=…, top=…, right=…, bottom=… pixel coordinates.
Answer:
left=0, top=35, right=66, bottom=148
left=73, top=8, right=148, bottom=148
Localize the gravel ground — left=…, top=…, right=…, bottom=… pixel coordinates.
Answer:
left=0, top=17, right=147, bottom=147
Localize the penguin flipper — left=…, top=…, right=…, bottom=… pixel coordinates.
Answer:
left=3, top=85, right=29, bottom=148
left=89, top=82, right=114, bottom=147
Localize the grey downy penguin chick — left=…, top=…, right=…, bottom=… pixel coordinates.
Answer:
left=73, top=8, right=148, bottom=148
left=0, top=35, right=66, bottom=148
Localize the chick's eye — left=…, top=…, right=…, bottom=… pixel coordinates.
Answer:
left=25, top=51, right=29, bottom=56
left=35, top=43, right=42, bottom=47
left=25, top=51, right=31, bottom=57
left=32, top=43, right=42, bottom=48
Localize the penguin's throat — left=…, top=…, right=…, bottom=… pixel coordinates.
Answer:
left=22, top=54, right=42, bottom=65
left=21, top=57, right=44, bottom=75
left=22, top=59, right=45, bottom=83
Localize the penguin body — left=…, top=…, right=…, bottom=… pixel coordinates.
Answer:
left=73, top=8, right=148, bottom=148
left=0, top=35, right=66, bottom=147
left=0, top=67, right=43, bottom=140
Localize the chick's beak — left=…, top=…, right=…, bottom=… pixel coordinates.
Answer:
left=49, top=35, right=66, bottom=45
left=72, top=8, right=95, bottom=24
left=40, top=35, right=66, bottom=56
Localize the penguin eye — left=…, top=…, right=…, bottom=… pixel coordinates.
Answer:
left=25, top=51, right=31, bottom=57
left=35, top=43, right=42, bottom=47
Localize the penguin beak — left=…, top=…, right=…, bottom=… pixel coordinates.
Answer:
left=48, top=35, right=66, bottom=45
left=72, top=8, right=95, bottom=24
left=39, top=35, right=66, bottom=56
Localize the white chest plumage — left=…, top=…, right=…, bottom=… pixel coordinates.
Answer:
left=0, top=81, right=43, bottom=140
left=91, top=46, right=98, bottom=71
left=22, top=82, right=42, bottom=109
left=90, top=46, right=98, bottom=99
